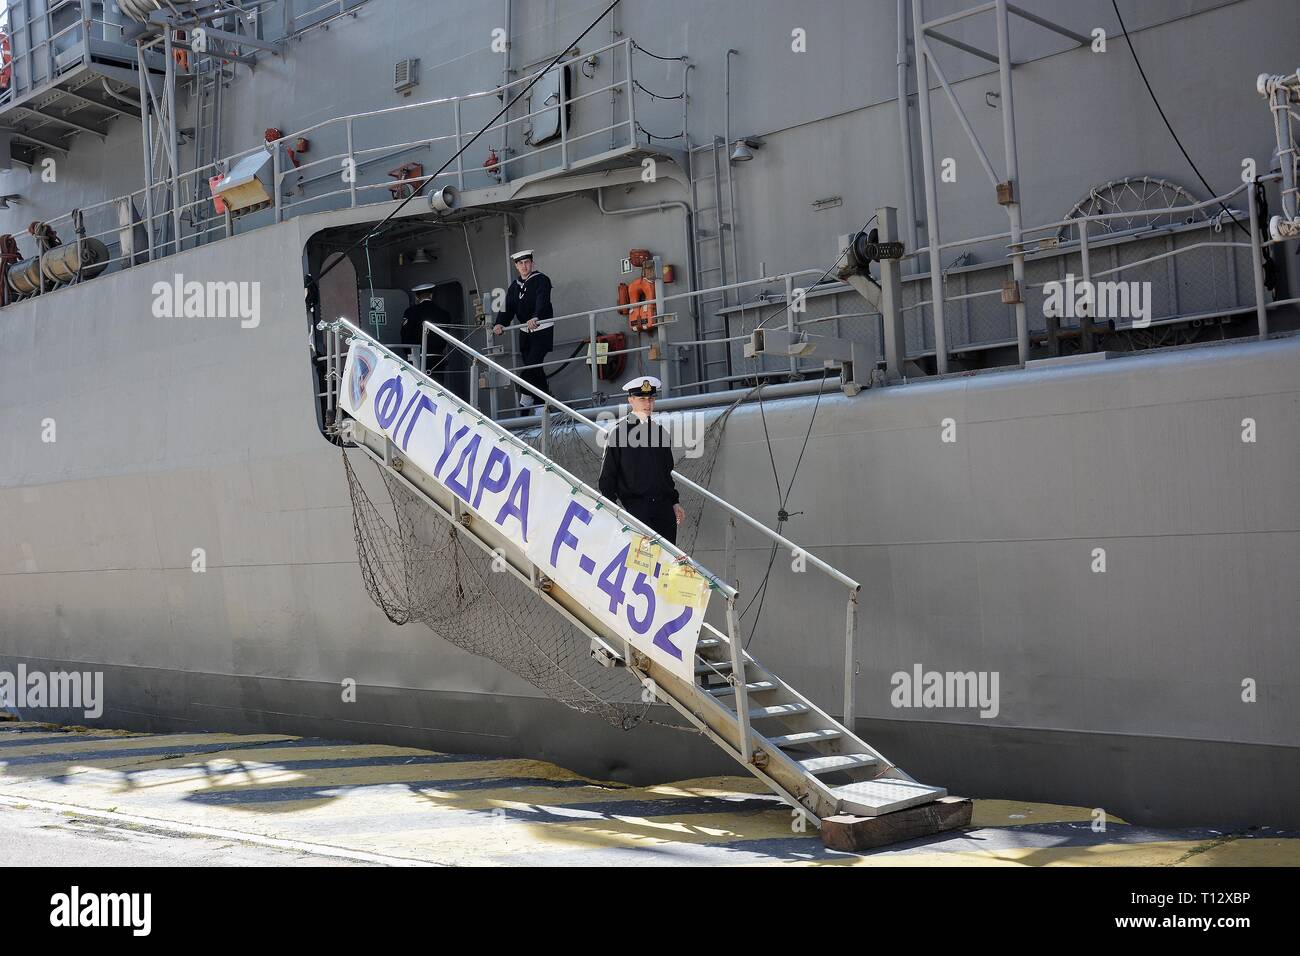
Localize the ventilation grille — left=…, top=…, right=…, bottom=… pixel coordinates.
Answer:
left=394, top=58, right=420, bottom=94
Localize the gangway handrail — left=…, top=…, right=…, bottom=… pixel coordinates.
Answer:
left=425, top=314, right=865, bottom=726
left=329, top=312, right=866, bottom=730
left=324, top=315, right=738, bottom=600
left=416, top=318, right=862, bottom=594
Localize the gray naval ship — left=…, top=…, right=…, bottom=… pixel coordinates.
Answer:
left=1, top=0, right=1298, bottom=829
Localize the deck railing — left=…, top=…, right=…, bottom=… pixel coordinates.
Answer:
left=3, top=35, right=644, bottom=286
left=2, top=17, right=1294, bottom=409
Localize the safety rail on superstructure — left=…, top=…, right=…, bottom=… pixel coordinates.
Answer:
left=432, top=262, right=834, bottom=418
left=0, top=3, right=137, bottom=110
left=319, top=316, right=947, bottom=828
left=3, top=31, right=1295, bottom=404
left=904, top=177, right=1286, bottom=361
left=4, top=35, right=659, bottom=282
left=411, top=176, right=1296, bottom=416
left=284, top=0, right=375, bottom=36
left=300, top=186, right=1300, bottom=436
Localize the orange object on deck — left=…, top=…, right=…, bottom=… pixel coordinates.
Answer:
left=627, top=276, right=657, bottom=332
left=173, top=31, right=189, bottom=71
left=209, top=175, right=228, bottom=214
left=1, top=33, right=12, bottom=90
left=387, top=162, right=425, bottom=200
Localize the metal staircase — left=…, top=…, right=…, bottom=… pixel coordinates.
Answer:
left=322, top=316, right=947, bottom=827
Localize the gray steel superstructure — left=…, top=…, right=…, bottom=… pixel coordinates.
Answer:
left=1, top=0, right=1298, bottom=828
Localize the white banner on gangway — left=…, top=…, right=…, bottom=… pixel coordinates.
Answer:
left=339, top=341, right=706, bottom=683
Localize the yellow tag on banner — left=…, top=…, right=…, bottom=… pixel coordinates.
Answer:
left=656, top=561, right=707, bottom=609
left=625, top=534, right=660, bottom=575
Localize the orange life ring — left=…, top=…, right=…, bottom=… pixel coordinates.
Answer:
left=627, top=277, right=657, bottom=332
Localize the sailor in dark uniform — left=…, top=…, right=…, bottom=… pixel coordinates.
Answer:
left=492, top=249, right=554, bottom=413
left=598, top=375, right=685, bottom=545
left=400, top=282, right=451, bottom=382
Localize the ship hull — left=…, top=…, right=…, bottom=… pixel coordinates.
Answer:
left=2, top=216, right=1297, bottom=830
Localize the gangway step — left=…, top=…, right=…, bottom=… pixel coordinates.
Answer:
left=766, top=729, right=843, bottom=748
left=832, top=779, right=949, bottom=817
left=710, top=680, right=778, bottom=697
left=695, top=660, right=733, bottom=674
left=797, top=753, right=879, bottom=775
left=748, top=703, right=810, bottom=720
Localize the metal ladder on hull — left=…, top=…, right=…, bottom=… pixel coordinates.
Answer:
left=188, top=55, right=228, bottom=246
left=688, top=137, right=736, bottom=391
left=325, top=318, right=947, bottom=825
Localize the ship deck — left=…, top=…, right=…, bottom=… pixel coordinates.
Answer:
left=1, top=719, right=1294, bottom=867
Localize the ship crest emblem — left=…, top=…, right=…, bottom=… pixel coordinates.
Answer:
left=350, top=346, right=378, bottom=407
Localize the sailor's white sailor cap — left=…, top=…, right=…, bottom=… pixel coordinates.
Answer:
left=411, top=282, right=437, bottom=293
left=624, top=375, right=662, bottom=396
left=510, top=249, right=535, bottom=262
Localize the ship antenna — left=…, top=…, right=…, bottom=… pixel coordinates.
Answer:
left=315, top=0, right=624, bottom=286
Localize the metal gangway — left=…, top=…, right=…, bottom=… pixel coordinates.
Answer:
left=322, top=313, right=949, bottom=829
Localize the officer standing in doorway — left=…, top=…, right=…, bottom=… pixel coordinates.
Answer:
left=492, top=249, right=554, bottom=413
left=598, top=375, right=686, bottom=545
left=400, top=282, right=451, bottom=382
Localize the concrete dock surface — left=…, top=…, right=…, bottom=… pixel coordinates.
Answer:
left=2, top=719, right=1296, bottom=867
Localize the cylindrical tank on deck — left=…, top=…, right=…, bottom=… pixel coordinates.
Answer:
left=42, top=238, right=110, bottom=284
left=6, top=257, right=43, bottom=296
left=6, top=239, right=110, bottom=297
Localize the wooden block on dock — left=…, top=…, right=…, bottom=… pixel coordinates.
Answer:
left=821, top=796, right=973, bottom=852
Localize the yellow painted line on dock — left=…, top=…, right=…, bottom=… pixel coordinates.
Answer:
left=1, top=721, right=157, bottom=738
left=0, top=732, right=293, bottom=758
left=798, top=837, right=1300, bottom=867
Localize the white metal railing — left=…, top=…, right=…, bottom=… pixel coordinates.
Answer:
left=437, top=266, right=829, bottom=416
left=3, top=23, right=1292, bottom=405
left=474, top=181, right=1291, bottom=412
left=270, top=35, right=639, bottom=219
left=899, top=175, right=1287, bottom=353
left=285, top=0, right=373, bottom=36
left=2, top=35, right=647, bottom=292
left=0, top=1, right=132, bottom=106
